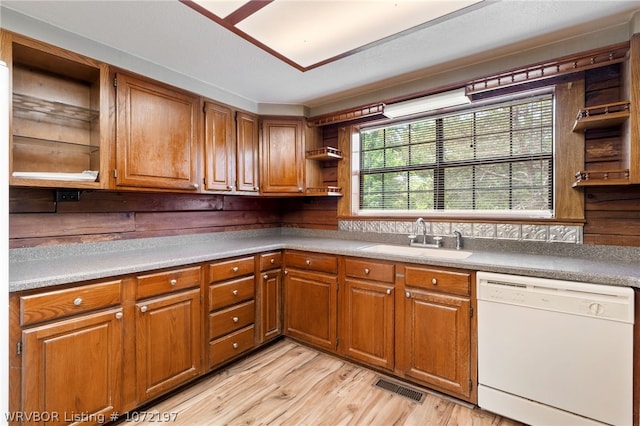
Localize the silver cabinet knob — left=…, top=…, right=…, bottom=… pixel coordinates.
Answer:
left=306, top=260, right=311, bottom=266
left=192, top=183, right=199, bottom=189
left=431, top=278, right=438, bottom=285
left=140, top=305, right=148, bottom=313
left=232, top=289, right=239, bottom=296
left=232, top=342, right=239, bottom=349
left=232, top=316, right=239, bottom=323
left=232, top=266, right=239, bottom=272
left=115, top=312, right=123, bottom=319
left=263, top=274, right=268, bottom=279
left=364, top=268, right=370, bottom=275
left=405, top=291, right=411, bottom=298
left=170, top=279, right=177, bottom=286
left=386, top=288, right=392, bottom=295
left=270, top=258, right=275, bottom=264
left=73, top=298, right=82, bottom=306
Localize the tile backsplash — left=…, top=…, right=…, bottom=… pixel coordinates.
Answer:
left=338, top=220, right=583, bottom=244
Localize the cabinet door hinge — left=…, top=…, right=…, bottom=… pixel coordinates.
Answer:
left=113, top=169, right=118, bottom=179
left=469, top=380, right=473, bottom=391
left=16, top=341, right=22, bottom=355
left=335, top=337, right=339, bottom=348
left=470, top=306, right=474, bottom=317
left=113, top=76, right=117, bottom=87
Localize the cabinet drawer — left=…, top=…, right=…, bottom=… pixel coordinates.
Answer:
left=259, top=251, right=282, bottom=271
left=209, top=300, right=255, bottom=340
left=285, top=251, right=338, bottom=274
left=209, top=325, right=255, bottom=367
left=208, top=256, right=255, bottom=283
left=404, top=266, right=470, bottom=296
left=20, top=280, right=122, bottom=326
left=209, top=276, right=255, bottom=310
left=345, top=258, right=395, bottom=283
left=136, top=266, right=201, bottom=299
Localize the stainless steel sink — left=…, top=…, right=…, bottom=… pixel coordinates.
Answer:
left=358, top=244, right=473, bottom=259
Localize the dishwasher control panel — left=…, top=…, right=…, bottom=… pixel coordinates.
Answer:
left=477, top=272, right=634, bottom=322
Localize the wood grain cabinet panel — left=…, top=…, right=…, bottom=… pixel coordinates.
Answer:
left=401, top=264, right=473, bottom=401
left=260, top=119, right=304, bottom=194
left=135, top=288, right=202, bottom=403
left=21, top=308, right=123, bottom=424
left=203, top=101, right=234, bottom=192
left=284, top=251, right=338, bottom=352
left=235, top=111, right=260, bottom=193
left=115, top=72, right=199, bottom=191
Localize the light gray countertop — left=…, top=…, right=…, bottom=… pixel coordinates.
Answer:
left=9, top=228, right=640, bottom=292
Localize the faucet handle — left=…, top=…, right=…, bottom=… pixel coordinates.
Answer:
left=433, top=236, right=443, bottom=247
left=408, top=234, right=417, bottom=245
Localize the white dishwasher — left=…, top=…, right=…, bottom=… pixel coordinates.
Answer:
left=477, top=272, right=634, bottom=426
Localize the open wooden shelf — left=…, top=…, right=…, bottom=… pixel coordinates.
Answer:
left=306, top=146, right=343, bottom=161
left=306, top=186, right=342, bottom=196
left=573, top=169, right=630, bottom=187
left=572, top=101, right=630, bottom=132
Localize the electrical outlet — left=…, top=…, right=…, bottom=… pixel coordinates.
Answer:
left=55, top=190, right=81, bottom=202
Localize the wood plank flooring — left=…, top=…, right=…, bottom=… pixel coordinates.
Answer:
left=122, top=339, right=522, bottom=426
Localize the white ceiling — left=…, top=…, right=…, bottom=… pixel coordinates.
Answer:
left=2, top=1, right=640, bottom=116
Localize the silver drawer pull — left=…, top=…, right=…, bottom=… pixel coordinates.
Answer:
left=364, top=268, right=370, bottom=275
left=115, top=312, right=123, bottom=319
left=232, top=289, right=239, bottom=296
left=431, top=278, right=438, bottom=285
left=232, top=316, right=239, bottom=323
left=405, top=291, right=411, bottom=298
left=270, top=258, right=275, bottom=264
left=140, top=305, right=148, bottom=313
left=232, top=342, right=239, bottom=349
left=306, top=260, right=311, bottom=266
left=232, top=266, right=239, bottom=272
left=264, top=274, right=268, bottom=279
left=170, top=279, right=177, bottom=286
left=386, top=288, right=392, bottom=295
left=73, top=298, right=82, bottom=306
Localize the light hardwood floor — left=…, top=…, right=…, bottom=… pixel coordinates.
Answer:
left=122, top=339, right=522, bottom=426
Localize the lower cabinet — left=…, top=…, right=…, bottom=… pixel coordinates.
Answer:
left=400, top=265, right=473, bottom=401
left=340, top=257, right=395, bottom=370
left=257, top=252, right=283, bottom=344
left=135, top=288, right=202, bottom=402
left=21, top=308, right=123, bottom=424
left=13, top=280, right=124, bottom=425
left=284, top=251, right=338, bottom=352
left=207, top=256, right=256, bottom=368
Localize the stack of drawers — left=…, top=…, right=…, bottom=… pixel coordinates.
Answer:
left=207, top=256, right=256, bottom=369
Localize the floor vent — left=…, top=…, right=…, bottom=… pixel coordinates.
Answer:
left=373, top=378, right=425, bottom=403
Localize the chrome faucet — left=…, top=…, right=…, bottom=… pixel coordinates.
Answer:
left=408, top=218, right=442, bottom=248
left=453, top=230, right=463, bottom=250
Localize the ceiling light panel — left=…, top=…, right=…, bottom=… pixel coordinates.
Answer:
left=192, top=0, right=247, bottom=18
left=235, top=0, right=482, bottom=68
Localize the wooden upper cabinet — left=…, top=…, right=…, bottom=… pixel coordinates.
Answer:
left=203, top=104, right=259, bottom=194
left=203, top=101, right=234, bottom=192
left=3, top=30, right=111, bottom=189
left=236, top=112, right=260, bottom=193
left=260, top=118, right=305, bottom=194
left=115, top=71, right=200, bottom=191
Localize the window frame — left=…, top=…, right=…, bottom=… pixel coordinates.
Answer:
left=345, top=84, right=584, bottom=222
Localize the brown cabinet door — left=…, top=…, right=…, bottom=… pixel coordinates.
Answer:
left=115, top=72, right=199, bottom=191
left=204, top=101, right=234, bottom=191
left=284, top=268, right=337, bottom=351
left=135, top=288, right=202, bottom=402
left=260, top=119, right=304, bottom=194
left=402, top=289, right=471, bottom=399
left=21, top=308, right=123, bottom=424
left=236, top=111, right=259, bottom=192
left=341, top=278, right=395, bottom=370
left=258, top=269, right=282, bottom=343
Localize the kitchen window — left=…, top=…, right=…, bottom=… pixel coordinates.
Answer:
left=354, top=93, right=554, bottom=218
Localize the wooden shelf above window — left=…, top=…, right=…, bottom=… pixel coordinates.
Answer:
left=572, top=101, right=630, bottom=132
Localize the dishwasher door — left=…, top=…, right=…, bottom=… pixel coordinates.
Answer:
left=477, top=272, right=634, bottom=426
